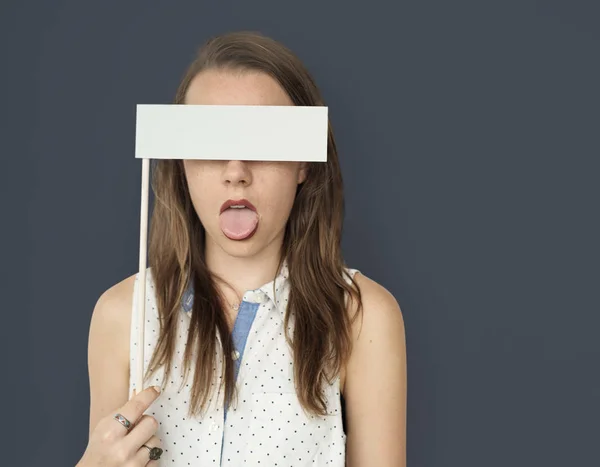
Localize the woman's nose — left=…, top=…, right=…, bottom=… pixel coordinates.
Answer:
left=222, top=160, right=252, bottom=186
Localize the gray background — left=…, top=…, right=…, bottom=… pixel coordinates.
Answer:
left=2, top=1, right=599, bottom=466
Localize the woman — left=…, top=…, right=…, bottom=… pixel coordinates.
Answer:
left=77, top=31, right=406, bottom=467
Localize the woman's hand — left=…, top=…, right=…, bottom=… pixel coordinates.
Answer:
left=77, top=386, right=163, bottom=467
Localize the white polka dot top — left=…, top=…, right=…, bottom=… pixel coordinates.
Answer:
left=129, top=261, right=358, bottom=466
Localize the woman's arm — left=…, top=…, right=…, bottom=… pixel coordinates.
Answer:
left=343, top=273, right=407, bottom=467
left=86, top=274, right=135, bottom=438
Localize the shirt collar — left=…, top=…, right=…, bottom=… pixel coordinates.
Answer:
left=181, top=260, right=289, bottom=317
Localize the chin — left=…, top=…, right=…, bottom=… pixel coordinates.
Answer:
left=219, top=240, right=263, bottom=258
left=211, top=231, right=269, bottom=258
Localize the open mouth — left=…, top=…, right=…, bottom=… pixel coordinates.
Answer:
left=219, top=199, right=259, bottom=241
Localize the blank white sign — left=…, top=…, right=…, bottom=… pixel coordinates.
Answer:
left=135, top=104, right=328, bottom=162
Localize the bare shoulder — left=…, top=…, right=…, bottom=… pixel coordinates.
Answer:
left=91, top=272, right=137, bottom=331
left=87, top=272, right=138, bottom=435
left=349, top=271, right=405, bottom=340
left=88, top=271, right=138, bottom=376
left=343, top=271, right=407, bottom=465
left=340, top=271, right=405, bottom=391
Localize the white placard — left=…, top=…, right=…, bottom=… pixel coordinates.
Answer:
left=135, top=104, right=328, bottom=162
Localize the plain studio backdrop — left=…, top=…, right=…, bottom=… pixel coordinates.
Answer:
left=1, top=1, right=598, bottom=466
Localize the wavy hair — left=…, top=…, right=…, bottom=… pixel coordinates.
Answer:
left=144, top=31, right=362, bottom=417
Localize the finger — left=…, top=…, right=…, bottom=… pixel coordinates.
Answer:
left=133, top=435, right=163, bottom=466
left=111, top=386, right=161, bottom=433
left=126, top=415, right=160, bottom=450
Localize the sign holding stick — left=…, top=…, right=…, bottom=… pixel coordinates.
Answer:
left=133, top=104, right=329, bottom=394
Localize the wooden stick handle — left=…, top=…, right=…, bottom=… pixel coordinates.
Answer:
left=135, top=158, right=150, bottom=396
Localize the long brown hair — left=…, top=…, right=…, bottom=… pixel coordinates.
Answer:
left=144, top=31, right=362, bottom=417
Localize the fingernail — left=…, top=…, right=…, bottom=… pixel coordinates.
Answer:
left=152, top=386, right=162, bottom=393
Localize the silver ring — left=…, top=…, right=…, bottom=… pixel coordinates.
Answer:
left=142, top=444, right=163, bottom=461
left=112, top=413, right=132, bottom=431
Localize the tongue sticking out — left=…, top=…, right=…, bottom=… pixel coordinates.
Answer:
left=219, top=208, right=259, bottom=240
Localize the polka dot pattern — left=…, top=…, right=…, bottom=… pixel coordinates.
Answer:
left=129, top=263, right=358, bottom=466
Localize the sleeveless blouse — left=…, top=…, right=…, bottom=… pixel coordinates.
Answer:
left=129, top=262, right=358, bottom=466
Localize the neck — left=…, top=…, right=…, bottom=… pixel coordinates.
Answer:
left=204, top=233, right=284, bottom=297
